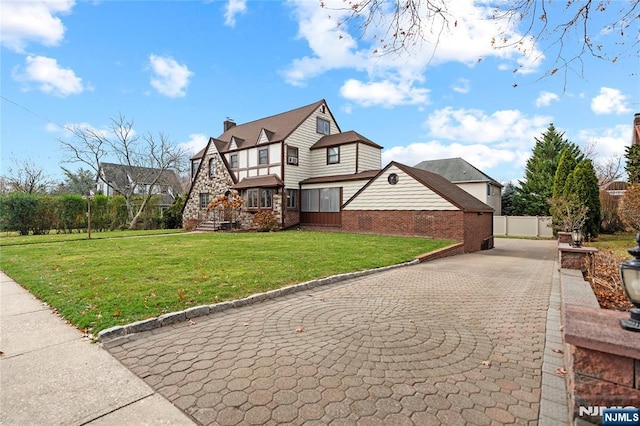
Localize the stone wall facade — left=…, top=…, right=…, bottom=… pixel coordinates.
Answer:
left=183, top=151, right=236, bottom=226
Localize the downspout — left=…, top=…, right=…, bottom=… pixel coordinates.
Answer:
left=281, top=143, right=285, bottom=228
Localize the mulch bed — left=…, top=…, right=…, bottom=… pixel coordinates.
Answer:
left=585, top=250, right=634, bottom=311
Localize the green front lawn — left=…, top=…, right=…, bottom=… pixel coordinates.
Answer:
left=0, top=230, right=452, bottom=333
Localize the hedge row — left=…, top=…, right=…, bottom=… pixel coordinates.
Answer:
left=0, top=192, right=183, bottom=235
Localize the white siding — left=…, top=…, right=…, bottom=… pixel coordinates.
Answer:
left=310, top=144, right=357, bottom=176
left=357, top=143, right=382, bottom=172
left=455, top=182, right=500, bottom=214
left=258, top=129, right=270, bottom=144
left=283, top=103, right=339, bottom=187
left=344, top=165, right=458, bottom=211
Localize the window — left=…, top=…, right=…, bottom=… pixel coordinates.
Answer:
left=191, top=160, right=200, bottom=180
left=230, top=154, right=238, bottom=169
left=247, top=189, right=258, bottom=208
left=258, top=148, right=268, bottom=165
left=260, top=189, right=273, bottom=208
left=199, top=192, right=210, bottom=209
left=286, top=189, right=298, bottom=209
left=327, top=146, right=340, bottom=164
left=209, top=158, right=216, bottom=178
left=316, top=117, right=330, bottom=135
left=287, top=146, right=299, bottom=165
left=301, top=188, right=340, bottom=212
left=246, top=189, right=273, bottom=209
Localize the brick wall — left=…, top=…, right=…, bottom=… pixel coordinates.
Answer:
left=341, top=210, right=493, bottom=253
left=463, top=212, right=494, bottom=252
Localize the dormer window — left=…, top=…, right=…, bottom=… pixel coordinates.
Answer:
left=327, top=146, right=340, bottom=164
left=316, top=118, right=330, bottom=135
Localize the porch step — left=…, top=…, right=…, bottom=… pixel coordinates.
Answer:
left=195, top=221, right=219, bottom=232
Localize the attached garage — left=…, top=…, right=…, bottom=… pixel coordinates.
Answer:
left=342, top=162, right=494, bottom=253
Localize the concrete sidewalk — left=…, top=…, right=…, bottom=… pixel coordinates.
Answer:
left=0, top=272, right=194, bottom=426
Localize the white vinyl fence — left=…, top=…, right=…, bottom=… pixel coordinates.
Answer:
left=493, top=216, right=553, bottom=238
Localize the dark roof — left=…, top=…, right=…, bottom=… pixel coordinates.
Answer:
left=99, top=163, right=182, bottom=193
left=310, top=130, right=383, bottom=150
left=300, top=170, right=380, bottom=185
left=413, top=157, right=502, bottom=187
left=344, top=162, right=493, bottom=212
left=231, top=174, right=284, bottom=190
left=197, top=100, right=334, bottom=155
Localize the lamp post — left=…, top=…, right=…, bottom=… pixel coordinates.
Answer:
left=571, top=226, right=583, bottom=248
left=619, top=233, right=640, bottom=332
left=83, top=191, right=94, bottom=240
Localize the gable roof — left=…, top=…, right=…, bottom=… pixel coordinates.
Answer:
left=413, top=157, right=502, bottom=187
left=99, top=163, right=182, bottom=192
left=310, top=130, right=383, bottom=150
left=343, top=161, right=493, bottom=212
left=192, top=100, right=336, bottom=157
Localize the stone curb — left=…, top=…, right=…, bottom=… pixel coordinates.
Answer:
left=98, top=259, right=420, bottom=343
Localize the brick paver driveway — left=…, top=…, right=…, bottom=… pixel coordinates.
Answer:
left=106, top=238, right=557, bottom=425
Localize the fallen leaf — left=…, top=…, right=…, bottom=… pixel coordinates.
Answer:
left=0, top=351, right=4, bottom=356
left=113, top=311, right=121, bottom=317
left=552, top=349, right=564, bottom=354
left=188, top=319, right=196, bottom=326
left=481, top=360, right=491, bottom=366
left=409, top=320, right=415, bottom=323
left=555, top=368, right=567, bottom=376
left=295, top=327, right=305, bottom=333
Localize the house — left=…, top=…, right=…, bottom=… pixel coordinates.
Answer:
left=183, top=100, right=494, bottom=252
left=413, top=157, right=503, bottom=215
left=96, top=163, right=183, bottom=210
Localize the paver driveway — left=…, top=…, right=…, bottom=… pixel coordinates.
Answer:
left=106, top=238, right=557, bottom=425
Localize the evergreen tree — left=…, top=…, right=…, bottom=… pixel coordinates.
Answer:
left=569, top=160, right=601, bottom=238
left=553, top=149, right=578, bottom=198
left=513, top=124, right=583, bottom=215
left=501, top=182, right=517, bottom=216
left=625, top=144, right=640, bottom=184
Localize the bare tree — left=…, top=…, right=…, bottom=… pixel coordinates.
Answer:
left=325, top=0, right=639, bottom=81
left=59, top=114, right=186, bottom=229
left=2, top=158, right=56, bottom=194
left=595, top=155, right=624, bottom=187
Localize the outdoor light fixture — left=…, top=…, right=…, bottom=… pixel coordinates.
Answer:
left=571, top=226, right=583, bottom=248
left=619, top=233, right=640, bottom=332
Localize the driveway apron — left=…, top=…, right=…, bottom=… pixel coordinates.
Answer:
left=105, top=238, right=557, bottom=425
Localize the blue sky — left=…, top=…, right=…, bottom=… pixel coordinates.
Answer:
left=1, top=0, right=638, bottom=185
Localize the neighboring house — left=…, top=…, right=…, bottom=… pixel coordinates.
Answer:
left=634, top=113, right=640, bottom=146
left=413, top=157, right=503, bottom=215
left=96, top=163, right=183, bottom=210
left=184, top=100, right=494, bottom=252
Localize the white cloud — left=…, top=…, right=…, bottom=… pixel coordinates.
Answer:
left=451, top=78, right=471, bottom=94
left=591, top=87, right=631, bottom=115
left=381, top=106, right=552, bottom=178
left=148, top=54, right=193, bottom=98
left=179, top=133, right=209, bottom=155
left=282, top=0, right=544, bottom=92
left=224, top=0, right=247, bottom=27
left=12, top=55, right=84, bottom=97
left=340, top=79, right=429, bottom=107
left=425, top=107, right=551, bottom=146
left=578, top=124, right=630, bottom=160
left=0, top=0, right=75, bottom=52
left=535, top=91, right=559, bottom=107
left=382, top=141, right=519, bottom=171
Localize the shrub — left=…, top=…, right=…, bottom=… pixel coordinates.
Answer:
left=0, top=192, right=39, bottom=235
left=183, top=218, right=199, bottom=232
left=618, top=183, right=640, bottom=232
left=252, top=209, right=279, bottom=232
